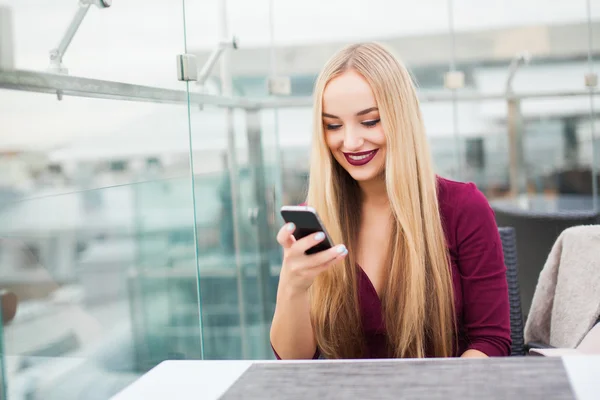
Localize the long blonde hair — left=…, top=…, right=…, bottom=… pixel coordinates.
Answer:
left=306, top=42, right=455, bottom=359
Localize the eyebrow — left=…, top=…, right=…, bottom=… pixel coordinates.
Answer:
left=322, top=107, right=378, bottom=119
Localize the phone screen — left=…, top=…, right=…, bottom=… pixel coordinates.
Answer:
left=280, top=207, right=333, bottom=255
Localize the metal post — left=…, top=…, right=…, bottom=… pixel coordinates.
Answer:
left=586, top=0, right=599, bottom=212
left=507, top=97, right=526, bottom=198
left=246, top=108, right=275, bottom=357
left=268, top=0, right=285, bottom=267
left=446, top=0, right=463, bottom=181
left=505, top=52, right=531, bottom=199
left=219, top=0, right=249, bottom=359
left=563, top=117, right=579, bottom=169
left=0, top=290, right=6, bottom=400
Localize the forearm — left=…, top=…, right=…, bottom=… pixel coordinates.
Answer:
left=270, top=288, right=317, bottom=359
left=461, top=349, right=488, bottom=358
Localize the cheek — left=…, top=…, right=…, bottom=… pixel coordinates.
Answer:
left=372, top=127, right=386, bottom=146
left=325, top=132, right=343, bottom=150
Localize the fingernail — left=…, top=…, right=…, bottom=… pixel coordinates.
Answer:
left=336, top=245, right=347, bottom=254
left=287, top=223, right=295, bottom=231
left=314, top=232, right=325, bottom=241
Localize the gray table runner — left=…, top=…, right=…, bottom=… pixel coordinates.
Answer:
left=220, top=358, right=575, bottom=399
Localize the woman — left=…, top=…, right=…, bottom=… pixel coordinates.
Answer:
left=270, top=42, right=511, bottom=359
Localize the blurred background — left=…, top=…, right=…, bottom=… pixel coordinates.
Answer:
left=0, top=0, right=599, bottom=398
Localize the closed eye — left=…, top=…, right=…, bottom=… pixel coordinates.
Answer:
left=325, top=123, right=342, bottom=131
left=362, top=119, right=380, bottom=127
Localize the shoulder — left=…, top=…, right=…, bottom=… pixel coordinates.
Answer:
left=436, top=176, right=497, bottom=246
left=437, top=176, right=491, bottom=217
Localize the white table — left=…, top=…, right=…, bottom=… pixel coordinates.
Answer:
left=111, top=356, right=600, bottom=400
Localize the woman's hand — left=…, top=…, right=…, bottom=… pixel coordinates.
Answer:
left=276, top=223, right=348, bottom=295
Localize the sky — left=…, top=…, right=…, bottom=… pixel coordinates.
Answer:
left=1, top=0, right=599, bottom=152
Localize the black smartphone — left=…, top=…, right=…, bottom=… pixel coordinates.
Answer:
left=280, top=205, right=334, bottom=255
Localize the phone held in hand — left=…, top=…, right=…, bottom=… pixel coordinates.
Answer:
left=280, top=206, right=334, bottom=255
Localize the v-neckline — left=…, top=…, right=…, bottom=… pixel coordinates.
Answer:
left=357, top=264, right=382, bottom=302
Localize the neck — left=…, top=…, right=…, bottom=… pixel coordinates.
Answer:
left=359, top=177, right=388, bottom=208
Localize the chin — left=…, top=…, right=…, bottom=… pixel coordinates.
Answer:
left=345, top=165, right=383, bottom=182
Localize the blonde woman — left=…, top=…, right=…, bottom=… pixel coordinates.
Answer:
left=270, top=43, right=511, bottom=359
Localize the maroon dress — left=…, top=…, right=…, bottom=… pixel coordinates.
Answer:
left=273, top=177, right=512, bottom=359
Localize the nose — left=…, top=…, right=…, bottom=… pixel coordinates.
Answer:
left=343, top=126, right=364, bottom=151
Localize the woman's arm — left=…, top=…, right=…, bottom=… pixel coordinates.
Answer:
left=270, top=288, right=318, bottom=359
left=270, top=222, right=347, bottom=359
left=461, top=349, right=488, bottom=358
left=454, top=183, right=512, bottom=357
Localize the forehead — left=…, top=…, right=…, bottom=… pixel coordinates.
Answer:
left=322, top=70, right=377, bottom=115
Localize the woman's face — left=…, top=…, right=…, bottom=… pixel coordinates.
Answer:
left=322, top=69, right=386, bottom=183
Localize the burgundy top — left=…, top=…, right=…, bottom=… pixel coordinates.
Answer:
left=273, top=177, right=512, bottom=359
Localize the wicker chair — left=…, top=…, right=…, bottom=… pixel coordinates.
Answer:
left=498, top=227, right=525, bottom=356
left=492, top=197, right=599, bottom=317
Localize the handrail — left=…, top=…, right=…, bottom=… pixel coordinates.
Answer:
left=0, top=69, right=247, bottom=107
left=1, top=69, right=599, bottom=109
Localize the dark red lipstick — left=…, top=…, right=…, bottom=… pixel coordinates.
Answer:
left=343, top=149, right=379, bottom=166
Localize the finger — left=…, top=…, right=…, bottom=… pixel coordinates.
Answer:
left=276, top=223, right=296, bottom=249
left=291, top=231, right=332, bottom=254
left=305, top=244, right=348, bottom=267
left=306, top=251, right=347, bottom=278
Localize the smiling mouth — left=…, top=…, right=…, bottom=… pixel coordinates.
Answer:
left=343, top=149, right=379, bottom=166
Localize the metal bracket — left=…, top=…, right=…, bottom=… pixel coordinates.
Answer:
left=197, top=37, right=238, bottom=86
left=267, top=76, right=291, bottom=95
left=585, top=72, right=598, bottom=88
left=505, top=51, right=531, bottom=95
left=195, top=36, right=238, bottom=110
left=444, top=70, right=465, bottom=90
left=48, top=0, right=111, bottom=99
left=176, top=54, right=198, bottom=82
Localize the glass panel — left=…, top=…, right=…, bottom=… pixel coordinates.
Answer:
left=0, top=0, right=201, bottom=393
left=186, top=105, right=245, bottom=360
left=184, top=0, right=285, bottom=360
left=187, top=103, right=279, bottom=360
left=520, top=96, right=599, bottom=205
left=420, top=99, right=466, bottom=182
left=244, top=109, right=279, bottom=359
left=0, top=176, right=199, bottom=399
left=130, top=176, right=202, bottom=370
